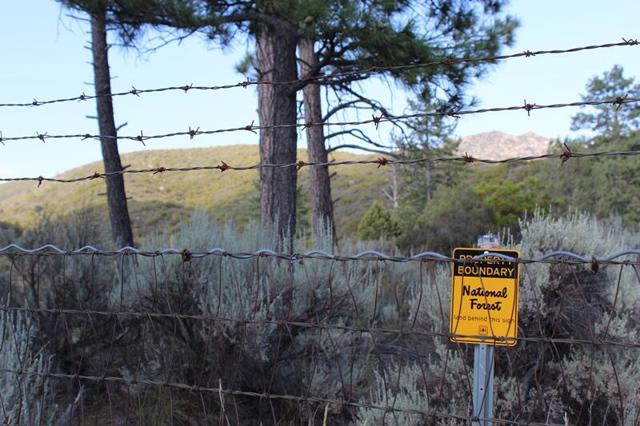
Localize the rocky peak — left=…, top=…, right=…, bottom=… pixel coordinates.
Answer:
left=457, top=131, right=551, bottom=160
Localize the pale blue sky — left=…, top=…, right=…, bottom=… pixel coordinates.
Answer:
left=0, top=0, right=639, bottom=179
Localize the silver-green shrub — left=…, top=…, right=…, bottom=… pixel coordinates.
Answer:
left=0, top=311, right=57, bottom=425
left=2, top=210, right=638, bottom=425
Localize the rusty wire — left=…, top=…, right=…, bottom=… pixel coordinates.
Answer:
left=0, top=305, right=638, bottom=350
left=0, top=366, right=565, bottom=426
left=0, top=38, right=637, bottom=108
left=1, top=96, right=638, bottom=144
left=2, top=148, right=640, bottom=186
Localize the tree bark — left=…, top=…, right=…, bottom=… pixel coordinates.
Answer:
left=256, top=23, right=298, bottom=250
left=298, top=38, right=335, bottom=246
left=91, top=11, right=134, bottom=247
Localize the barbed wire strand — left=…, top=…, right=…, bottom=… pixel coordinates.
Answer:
left=0, top=38, right=637, bottom=108
left=1, top=244, right=640, bottom=265
left=1, top=96, right=638, bottom=144
left=1, top=149, right=639, bottom=185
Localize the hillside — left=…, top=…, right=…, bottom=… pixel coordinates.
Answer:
left=0, top=145, right=389, bottom=239
left=458, top=131, right=551, bottom=160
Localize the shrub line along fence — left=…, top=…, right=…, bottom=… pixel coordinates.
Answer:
left=0, top=238, right=638, bottom=425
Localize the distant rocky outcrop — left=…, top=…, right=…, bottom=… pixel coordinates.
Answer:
left=457, top=131, right=552, bottom=160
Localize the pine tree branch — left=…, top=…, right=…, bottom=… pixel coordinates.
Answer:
left=327, top=144, right=398, bottom=158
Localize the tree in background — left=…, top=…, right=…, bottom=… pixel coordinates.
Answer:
left=571, top=65, right=640, bottom=142
left=57, top=1, right=516, bottom=248
left=298, top=0, right=517, bottom=245
left=59, top=0, right=135, bottom=247
left=71, top=0, right=302, bottom=248
left=357, top=201, right=400, bottom=240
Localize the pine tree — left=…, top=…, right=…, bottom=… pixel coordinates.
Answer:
left=296, top=0, right=517, bottom=245
left=58, top=0, right=517, bottom=249
left=59, top=0, right=134, bottom=247
left=571, top=65, right=640, bottom=142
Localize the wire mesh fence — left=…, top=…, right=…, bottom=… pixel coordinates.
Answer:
left=0, top=227, right=638, bottom=425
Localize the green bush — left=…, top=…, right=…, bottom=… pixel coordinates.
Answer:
left=357, top=201, right=401, bottom=241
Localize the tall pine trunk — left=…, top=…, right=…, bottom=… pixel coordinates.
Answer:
left=298, top=38, right=335, bottom=247
left=91, top=11, right=134, bottom=247
left=256, top=24, right=299, bottom=250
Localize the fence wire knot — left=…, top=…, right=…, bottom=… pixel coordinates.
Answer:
left=135, top=131, right=145, bottom=145
left=32, top=99, right=40, bottom=106
left=188, top=126, right=200, bottom=140
left=37, top=132, right=47, bottom=143
left=245, top=120, right=257, bottom=134
left=376, top=157, right=389, bottom=168
left=446, top=108, right=462, bottom=118
left=613, top=95, right=628, bottom=111
left=462, top=152, right=475, bottom=163
left=89, top=172, right=101, bottom=180
left=217, top=161, right=230, bottom=172
left=181, top=84, right=193, bottom=93
left=523, top=50, right=536, bottom=57
left=130, top=86, right=140, bottom=97
left=37, top=176, right=44, bottom=187
left=78, top=92, right=87, bottom=101
left=622, top=37, right=639, bottom=45
left=560, top=143, right=574, bottom=164
left=181, top=249, right=192, bottom=262
left=296, top=160, right=306, bottom=170
left=523, top=100, right=536, bottom=116
left=372, top=114, right=383, bottom=129
left=153, top=167, right=166, bottom=175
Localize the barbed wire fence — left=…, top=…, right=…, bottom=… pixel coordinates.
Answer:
left=2, top=97, right=639, bottom=145
left=1, top=148, right=640, bottom=186
left=1, top=37, right=640, bottom=426
left=0, top=38, right=637, bottom=108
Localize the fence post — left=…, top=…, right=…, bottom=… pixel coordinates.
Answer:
left=472, top=234, right=499, bottom=426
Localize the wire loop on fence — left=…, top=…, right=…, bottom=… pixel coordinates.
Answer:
left=2, top=243, right=640, bottom=265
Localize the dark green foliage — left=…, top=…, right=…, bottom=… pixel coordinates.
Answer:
left=396, top=162, right=562, bottom=251
left=357, top=201, right=400, bottom=240
left=472, top=175, right=558, bottom=228
left=571, top=65, right=640, bottom=142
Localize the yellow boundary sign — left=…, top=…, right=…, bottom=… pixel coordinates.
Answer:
left=450, top=247, right=520, bottom=346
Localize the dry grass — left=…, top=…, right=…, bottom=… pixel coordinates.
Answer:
left=0, top=145, right=388, bottom=239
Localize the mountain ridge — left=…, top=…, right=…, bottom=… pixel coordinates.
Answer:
left=0, top=145, right=388, bottom=238
left=457, top=131, right=551, bottom=160
left=0, top=132, right=552, bottom=238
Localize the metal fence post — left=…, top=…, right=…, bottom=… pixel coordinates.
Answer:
left=472, top=234, right=499, bottom=426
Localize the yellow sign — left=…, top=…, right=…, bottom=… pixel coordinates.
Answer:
left=450, top=247, right=520, bottom=346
